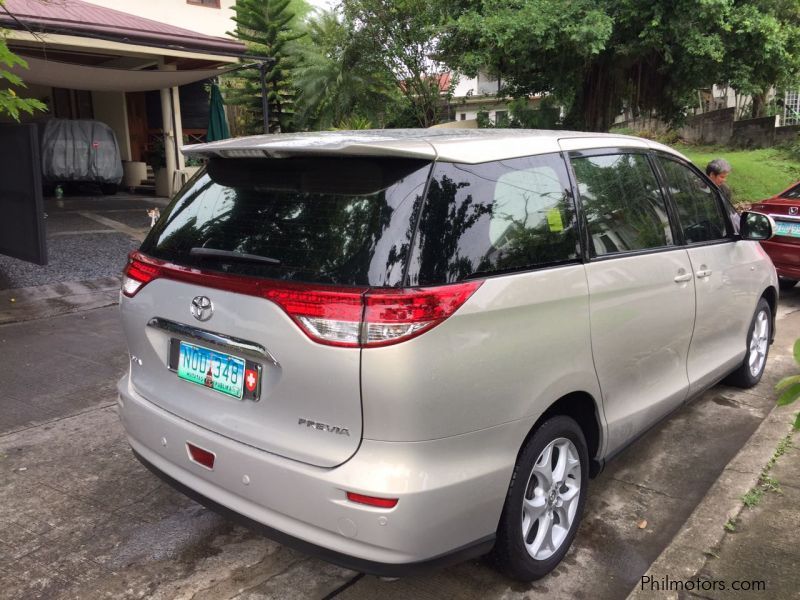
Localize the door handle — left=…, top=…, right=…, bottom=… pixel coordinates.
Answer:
left=674, top=273, right=693, bottom=283
left=696, top=269, right=713, bottom=278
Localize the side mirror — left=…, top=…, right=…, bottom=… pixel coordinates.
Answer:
left=740, top=211, right=775, bottom=241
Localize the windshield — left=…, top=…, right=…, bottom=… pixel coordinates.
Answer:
left=140, top=157, right=431, bottom=286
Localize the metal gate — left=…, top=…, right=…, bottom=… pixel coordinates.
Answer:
left=0, top=123, right=47, bottom=265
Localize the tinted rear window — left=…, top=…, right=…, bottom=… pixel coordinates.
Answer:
left=408, top=153, right=578, bottom=285
left=784, top=183, right=800, bottom=199
left=140, top=157, right=431, bottom=286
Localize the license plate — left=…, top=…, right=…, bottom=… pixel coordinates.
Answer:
left=177, top=341, right=245, bottom=399
left=774, top=220, right=800, bottom=238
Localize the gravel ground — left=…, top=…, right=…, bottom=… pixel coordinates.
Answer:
left=0, top=194, right=165, bottom=291
left=0, top=233, right=138, bottom=290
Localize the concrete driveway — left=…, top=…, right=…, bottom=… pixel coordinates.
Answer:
left=2, top=290, right=799, bottom=600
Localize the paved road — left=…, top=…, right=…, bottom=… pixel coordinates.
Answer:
left=2, top=289, right=800, bottom=599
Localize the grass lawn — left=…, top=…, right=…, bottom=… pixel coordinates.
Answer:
left=673, top=144, right=800, bottom=205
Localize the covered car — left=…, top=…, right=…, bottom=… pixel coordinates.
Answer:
left=41, top=119, right=123, bottom=194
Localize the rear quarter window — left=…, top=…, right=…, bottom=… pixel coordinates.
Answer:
left=408, top=153, right=578, bottom=285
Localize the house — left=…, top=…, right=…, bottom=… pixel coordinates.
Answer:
left=0, top=0, right=244, bottom=196
left=445, top=70, right=543, bottom=127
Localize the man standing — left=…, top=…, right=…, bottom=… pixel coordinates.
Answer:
left=706, top=158, right=738, bottom=232
left=706, top=158, right=733, bottom=202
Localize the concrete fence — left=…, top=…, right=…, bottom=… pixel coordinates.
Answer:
left=615, top=108, right=800, bottom=148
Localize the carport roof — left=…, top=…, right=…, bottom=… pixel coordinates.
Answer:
left=0, top=0, right=245, bottom=56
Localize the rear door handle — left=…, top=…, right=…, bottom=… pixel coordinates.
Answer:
left=696, top=269, right=713, bottom=278
left=674, top=273, right=693, bottom=283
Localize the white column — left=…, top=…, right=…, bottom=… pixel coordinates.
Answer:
left=159, top=87, right=176, bottom=196
left=171, top=86, right=185, bottom=171
left=159, top=64, right=178, bottom=196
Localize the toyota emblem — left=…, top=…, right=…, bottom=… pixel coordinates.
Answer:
left=190, top=296, right=214, bottom=321
left=790, top=207, right=798, bottom=216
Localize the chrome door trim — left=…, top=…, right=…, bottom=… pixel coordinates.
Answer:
left=147, top=317, right=280, bottom=366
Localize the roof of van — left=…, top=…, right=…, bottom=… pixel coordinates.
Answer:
left=182, top=128, right=687, bottom=165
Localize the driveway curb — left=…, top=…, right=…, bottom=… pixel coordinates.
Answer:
left=626, top=401, right=797, bottom=599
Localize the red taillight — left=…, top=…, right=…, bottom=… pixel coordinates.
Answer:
left=346, top=492, right=398, bottom=508
left=361, top=282, right=483, bottom=347
left=186, top=443, right=215, bottom=469
left=121, top=251, right=162, bottom=297
left=121, top=251, right=482, bottom=347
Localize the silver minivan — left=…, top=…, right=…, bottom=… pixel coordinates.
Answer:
left=117, top=129, right=777, bottom=581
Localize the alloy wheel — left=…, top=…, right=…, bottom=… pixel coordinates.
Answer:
left=748, top=309, right=769, bottom=378
left=521, top=437, right=582, bottom=560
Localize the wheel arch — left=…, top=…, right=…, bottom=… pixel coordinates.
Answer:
left=520, top=391, right=604, bottom=478
left=761, top=286, right=777, bottom=343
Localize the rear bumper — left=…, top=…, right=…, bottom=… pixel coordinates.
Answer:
left=761, top=239, right=800, bottom=280
left=117, top=375, right=526, bottom=574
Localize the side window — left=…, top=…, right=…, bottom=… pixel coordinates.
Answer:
left=410, top=153, right=578, bottom=285
left=658, top=158, right=729, bottom=243
left=571, top=153, right=674, bottom=256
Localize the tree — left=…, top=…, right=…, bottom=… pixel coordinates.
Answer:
left=720, top=0, right=800, bottom=118
left=225, top=0, right=309, bottom=134
left=1, top=0, right=46, bottom=120
left=293, top=10, right=403, bottom=129
left=340, top=0, right=453, bottom=128
left=440, top=0, right=734, bottom=131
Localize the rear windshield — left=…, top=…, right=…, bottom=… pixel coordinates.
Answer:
left=784, top=183, right=800, bottom=199
left=140, top=157, right=431, bottom=286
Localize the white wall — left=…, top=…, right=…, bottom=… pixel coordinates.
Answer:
left=92, top=91, right=131, bottom=161
left=81, top=0, right=237, bottom=38
left=451, top=71, right=502, bottom=99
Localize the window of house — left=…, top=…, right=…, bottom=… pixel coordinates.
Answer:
left=571, top=153, right=674, bottom=257
left=495, top=110, right=509, bottom=126
left=460, top=113, right=467, bottom=121
left=658, top=157, right=728, bottom=243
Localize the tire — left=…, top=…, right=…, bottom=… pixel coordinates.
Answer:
left=491, top=416, right=589, bottom=581
left=723, top=298, right=771, bottom=388
left=778, top=278, right=797, bottom=291
left=101, top=183, right=118, bottom=195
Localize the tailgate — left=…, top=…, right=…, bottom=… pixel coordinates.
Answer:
left=121, top=278, right=362, bottom=467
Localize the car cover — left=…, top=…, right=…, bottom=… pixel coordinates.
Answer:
left=41, top=119, right=123, bottom=184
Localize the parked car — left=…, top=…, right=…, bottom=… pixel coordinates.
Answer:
left=40, top=118, right=123, bottom=195
left=750, top=182, right=800, bottom=290
left=117, top=129, right=778, bottom=581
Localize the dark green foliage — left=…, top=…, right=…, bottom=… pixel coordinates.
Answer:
left=1, top=0, right=46, bottom=120
left=225, top=0, right=307, bottom=134
left=294, top=10, right=404, bottom=130
left=440, top=0, right=800, bottom=131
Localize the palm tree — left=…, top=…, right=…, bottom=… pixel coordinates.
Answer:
left=294, top=10, right=402, bottom=130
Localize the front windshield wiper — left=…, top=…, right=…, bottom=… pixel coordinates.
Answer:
left=190, top=247, right=281, bottom=265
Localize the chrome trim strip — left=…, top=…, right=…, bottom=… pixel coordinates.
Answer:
left=147, top=317, right=279, bottom=366
left=769, top=214, right=800, bottom=223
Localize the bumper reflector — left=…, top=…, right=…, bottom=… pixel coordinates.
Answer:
left=346, top=492, right=398, bottom=508
left=187, top=443, right=215, bottom=470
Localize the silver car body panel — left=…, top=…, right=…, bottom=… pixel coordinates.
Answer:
left=183, top=128, right=687, bottom=166
left=119, top=279, right=362, bottom=468
left=118, top=374, right=535, bottom=562
left=360, top=265, right=603, bottom=443
left=686, top=240, right=778, bottom=394
left=585, top=249, right=696, bottom=456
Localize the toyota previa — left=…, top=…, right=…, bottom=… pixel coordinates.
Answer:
left=117, top=129, right=777, bottom=581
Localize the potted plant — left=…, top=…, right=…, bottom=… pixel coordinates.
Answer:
left=147, top=137, right=170, bottom=198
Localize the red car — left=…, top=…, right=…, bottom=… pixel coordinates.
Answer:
left=751, top=181, right=800, bottom=290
